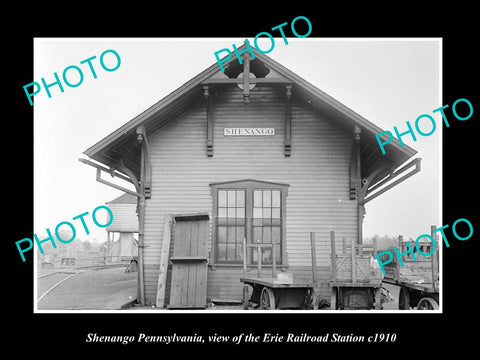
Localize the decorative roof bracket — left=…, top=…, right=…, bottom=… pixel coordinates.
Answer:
left=242, top=52, right=251, bottom=104
left=349, top=125, right=362, bottom=200
left=136, top=125, right=152, bottom=199
left=285, top=85, right=292, bottom=157
left=203, top=85, right=214, bottom=157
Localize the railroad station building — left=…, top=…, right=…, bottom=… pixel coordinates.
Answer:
left=81, top=44, right=419, bottom=308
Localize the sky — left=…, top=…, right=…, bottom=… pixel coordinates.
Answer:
left=33, top=38, right=441, bottom=245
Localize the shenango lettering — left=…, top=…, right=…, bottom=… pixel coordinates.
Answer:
left=85, top=333, right=135, bottom=345
left=224, top=127, right=275, bottom=136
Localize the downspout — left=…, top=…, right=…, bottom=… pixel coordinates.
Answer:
left=137, top=188, right=146, bottom=305
left=350, top=125, right=362, bottom=243
left=136, top=125, right=151, bottom=306
left=354, top=128, right=362, bottom=245
left=112, top=158, right=145, bottom=305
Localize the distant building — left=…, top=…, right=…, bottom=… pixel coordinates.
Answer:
left=105, top=193, right=139, bottom=263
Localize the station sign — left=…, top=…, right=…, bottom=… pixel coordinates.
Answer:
left=224, top=128, right=275, bottom=136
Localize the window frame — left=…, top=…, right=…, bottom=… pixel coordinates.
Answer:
left=210, top=179, right=289, bottom=268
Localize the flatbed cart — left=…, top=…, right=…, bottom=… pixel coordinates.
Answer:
left=330, top=231, right=383, bottom=310
left=383, top=226, right=439, bottom=310
left=240, top=233, right=318, bottom=310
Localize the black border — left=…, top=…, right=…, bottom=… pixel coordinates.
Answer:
left=6, top=5, right=478, bottom=354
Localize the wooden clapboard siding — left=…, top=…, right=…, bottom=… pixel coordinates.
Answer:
left=142, top=84, right=358, bottom=304
left=106, top=203, right=139, bottom=233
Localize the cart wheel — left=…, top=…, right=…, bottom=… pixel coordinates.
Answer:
left=417, top=297, right=439, bottom=310
left=374, top=288, right=382, bottom=310
left=242, top=285, right=250, bottom=310
left=330, top=287, right=338, bottom=310
left=398, top=287, right=410, bottom=310
left=260, top=287, right=276, bottom=309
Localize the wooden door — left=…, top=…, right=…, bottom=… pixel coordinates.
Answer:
left=168, top=214, right=209, bottom=309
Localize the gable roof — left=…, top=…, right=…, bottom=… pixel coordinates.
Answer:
left=83, top=43, right=417, bottom=183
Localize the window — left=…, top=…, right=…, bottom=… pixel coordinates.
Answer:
left=217, top=190, right=245, bottom=263
left=210, top=180, right=288, bottom=265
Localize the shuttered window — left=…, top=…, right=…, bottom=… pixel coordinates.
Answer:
left=210, top=180, right=288, bottom=265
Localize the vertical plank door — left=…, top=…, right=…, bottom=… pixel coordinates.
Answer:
left=168, top=214, right=209, bottom=309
